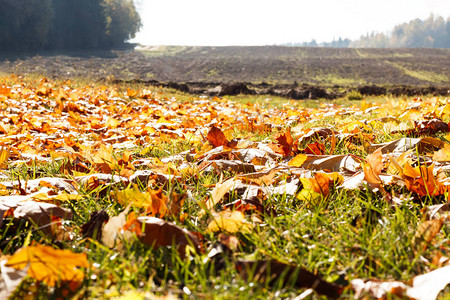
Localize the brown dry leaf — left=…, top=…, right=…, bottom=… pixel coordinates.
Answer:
left=302, top=154, right=360, bottom=172
left=369, top=137, right=444, bottom=154
left=351, top=278, right=408, bottom=299
left=81, top=210, right=109, bottom=240
left=425, top=203, right=450, bottom=221
left=432, top=143, right=450, bottom=162
left=237, top=168, right=279, bottom=186
left=406, top=264, right=450, bottom=300
left=5, top=244, right=89, bottom=287
left=235, top=259, right=343, bottom=298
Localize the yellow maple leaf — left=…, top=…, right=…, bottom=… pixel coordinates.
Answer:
left=207, top=210, right=252, bottom=233
left=0, top=147, right=9, bottom=169
left=288, top=153, right=308, bottom=167
left=6, top=244, right=89, bottom=287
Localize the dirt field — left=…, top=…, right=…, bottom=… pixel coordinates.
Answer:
left=1, top=45, right=449, bottom=98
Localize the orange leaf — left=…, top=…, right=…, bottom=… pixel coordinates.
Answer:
left=363, top=148, right=383, bottom=187
left=303, top=142, right=325, bottom=155
left=206, top=126, right=230, bottom=148
left=403, top=163, right=446, bottom=197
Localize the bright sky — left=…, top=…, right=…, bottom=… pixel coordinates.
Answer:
left=132, top=0, right=450, bottom=46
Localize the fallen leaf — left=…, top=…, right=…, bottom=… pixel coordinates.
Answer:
left=206, top=126, right=230, bottom=148
left=207, top=210, right=253, bottom=233
left=81, top=210, right=109, bottom=240
left=413, top=219, right=444, bottom=251
left=0, top=194, right=73, bottom=229
left=288, top=154, right=308, bottom=167
left=403, top=163, right=446, bottom=197
left=101, top=206, right=132, bottom=248
left=206, top=178, right=237, bottom=211
left=5, top=244, right=89, bottom=287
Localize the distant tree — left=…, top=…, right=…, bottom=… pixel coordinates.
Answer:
left=0, top=0, right=141, bottom=52
left=102, top=0, right=142, bottom=47
left=350, top=14, right=450, bottom=48
left=48, top=0, right=107, bottom=50
left=0, top=0, right=53, bottom=51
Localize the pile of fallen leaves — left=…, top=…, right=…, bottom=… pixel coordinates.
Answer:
left=0, top=75, right=449, bottom=299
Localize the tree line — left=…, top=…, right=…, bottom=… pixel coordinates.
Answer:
left=286, top=15, right=450, bottom=48
left=0, top=0, right=141, bottom=52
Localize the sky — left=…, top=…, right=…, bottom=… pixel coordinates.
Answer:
left=131, top=0, right=450, bottom=46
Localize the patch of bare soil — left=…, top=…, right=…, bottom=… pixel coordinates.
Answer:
left=1, top=46, right=449, bottom=98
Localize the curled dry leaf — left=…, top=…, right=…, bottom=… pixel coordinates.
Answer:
left=363, top=148, right=392, bottom=202
left=5, top=244, right=89, bottom=287
left=301, top=154, right=360, bottom=172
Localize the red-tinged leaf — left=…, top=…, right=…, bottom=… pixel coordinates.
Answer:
left=235, top=259, right=343, bottom=298
left=303, top=141, right=326, bottom=155
left=269, top=129, right=294, bottom=156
